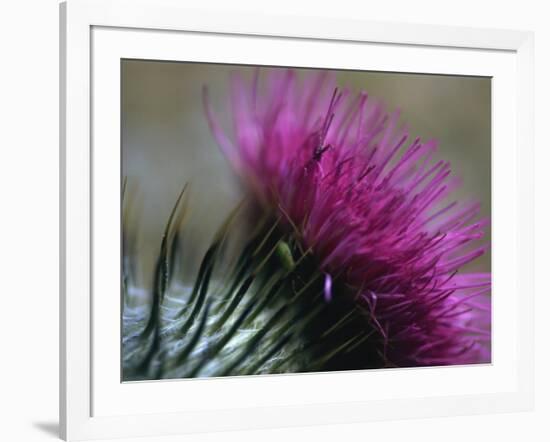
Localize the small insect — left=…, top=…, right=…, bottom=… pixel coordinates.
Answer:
left=313, top=143, right=332, bottom=162
left=275, top=240, right=295, bottom=272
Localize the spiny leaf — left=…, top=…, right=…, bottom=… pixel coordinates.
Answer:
left=244, top=333, right=294, bottom=375
left=220, top=303, right=290, bottom=376
left=122, top=188, right=378, bottom=381
left=169, top=300, right=212, bottom=370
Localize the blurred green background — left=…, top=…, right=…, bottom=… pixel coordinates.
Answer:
left=122, top=60, right=491, bottom=285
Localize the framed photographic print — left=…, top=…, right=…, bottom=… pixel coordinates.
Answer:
left=60, top=0, right=534, bottom=440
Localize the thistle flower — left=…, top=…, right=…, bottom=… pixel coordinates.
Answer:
left=204, top=69, right=491, bottom=367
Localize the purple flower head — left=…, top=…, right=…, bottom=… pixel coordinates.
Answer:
left=204, top=69, right=491, bottom=367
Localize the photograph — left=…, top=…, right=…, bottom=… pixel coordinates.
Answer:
left=121, top=61, right=492, bottom=381
left=1, top=0, right=543, bottom=440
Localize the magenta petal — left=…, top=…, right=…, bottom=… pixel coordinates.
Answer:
left=204, top=69, right=491, bottom=367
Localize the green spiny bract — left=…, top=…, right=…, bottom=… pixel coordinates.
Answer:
left=122, top=185, right=377, bottom=381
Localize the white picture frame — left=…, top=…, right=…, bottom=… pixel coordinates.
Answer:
left=60, top=0, right=534, bottom=440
